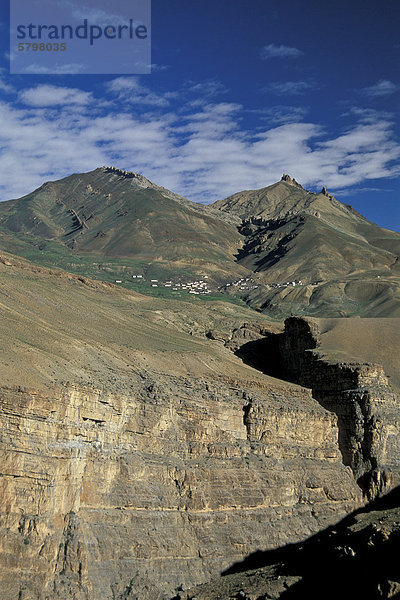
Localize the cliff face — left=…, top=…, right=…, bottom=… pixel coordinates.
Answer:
left=251, top=317, right=400, bottom=500
left=176, top=486, right=400, bottom=600
left=1, top=256, right=391, bottom=600
left=0, top=378, right=361, bottom=599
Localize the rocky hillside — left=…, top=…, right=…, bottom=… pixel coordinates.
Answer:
left=212, top=175, right=400, bottom=317
left=0, top=252, right=369, bottom=600
left=0, top=166, right=243, bottom=283
left=1, top=169, right=400, bottom=317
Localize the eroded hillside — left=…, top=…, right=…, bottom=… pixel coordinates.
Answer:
left=1, top=169, right=400, bottom=317
left=0, top=253, right=368, bottom=600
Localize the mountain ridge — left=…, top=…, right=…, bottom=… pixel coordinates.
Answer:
left=0, top=167, right=399, bottom=317
left=210, top=174, right=400, bottom=316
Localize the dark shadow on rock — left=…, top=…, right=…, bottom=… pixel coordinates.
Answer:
left=221, top=486, right=400, bottom=599
left=234, top=334, right=283, bottom=379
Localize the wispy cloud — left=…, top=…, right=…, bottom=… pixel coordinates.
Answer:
left=19, top=85, right=92, bottom=107
left=151, top=64, right=171, bottom=72
left=106, top=77, right=170, bottom=107
left=0, top=79, right=14, bottom=94
left=22, top=63, right=86, bottom=75
left=185, top=80, right=227, bottom=99
left=361, top=80, right=399, bottom=97
left=260, top=43, right=303, bottom=60
left=253, top=105, right=308, bottom=124
left=336, top=186, right=395, bottom=197
left=345, top=107, right=394, bottom=123
left=264, top=80, right=317, bottom=96
left=62, top=0, right=133, bottom=27
left=0, top=83, right=399, bottom=204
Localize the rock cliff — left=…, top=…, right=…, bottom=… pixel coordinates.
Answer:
left=175, top=485, right=400, bottom=600
left=0, top=255, right=364, bottom=599
left=0, top=378, right=362, bottom=600
left=282, top=319, right=400, bottom=496
left=232, top=318, right=400, bottom=500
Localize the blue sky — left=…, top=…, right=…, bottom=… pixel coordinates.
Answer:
left=1, top=0, right=399, bottom=230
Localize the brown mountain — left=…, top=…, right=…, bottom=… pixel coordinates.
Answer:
left=1, top=168, right=400, bottom=317
left=0, top=166, right=244, bottom=282
left=211, top=174, right=400, bottom=317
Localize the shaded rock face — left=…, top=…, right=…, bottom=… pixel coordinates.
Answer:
left=0, top=375, right=361, bottom=600
left=175, top=486, right=400, bottom=600
left=236, top=318, right=400, bottom=500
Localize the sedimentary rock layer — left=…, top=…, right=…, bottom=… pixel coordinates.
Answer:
left=0, top=379, right=361, bottom=600
left=0, top=257, right=363, bottom=599
left=233, top=318, right=400, bottom=500
left=176, top=485, right=400, bottom=600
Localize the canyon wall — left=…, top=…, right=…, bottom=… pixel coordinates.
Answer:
left=267, top=317, right=400, bottom=499
left=1, top=258, right=394, bottom=600
left=0, top=373, right=361, bottom=600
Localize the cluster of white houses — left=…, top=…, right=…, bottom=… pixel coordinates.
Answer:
left=149, top=277, right=211, bottom=295
left=222, top=277, right=259, bottom=291
left=267, top=280, right=303, bottom=289
left=115, top=275, right=212, bottom=295
left=266, top=280, right=323, bottom=288
left=115, top=274, right=322, bottom=294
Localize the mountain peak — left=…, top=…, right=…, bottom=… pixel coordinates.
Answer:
left=320, top=186, right=336, bottom=201
left=100, top=165, right=153, bottom=189
left=281, top=174, right=304, bottom=189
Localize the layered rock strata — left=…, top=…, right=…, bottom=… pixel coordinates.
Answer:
left=175, top=485, right=400, bottom=600
left=0, top=376, right=361, bottom=600
left=233, top=318, right=400, bottom=500
left=0, top=259, right=372, bottom=599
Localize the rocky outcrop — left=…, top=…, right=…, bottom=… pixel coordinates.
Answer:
left=175, top=485, right=400, bottom=600
left=321, top=186, right=333, bottom=198
left=235, top=318, right=400, bottom=500
left=69, top=208, right=89, bottom=231
left=0, top=375, right=361, bottom=600
left=101, top=165, right=149, bottom=185
left=281, top=175, right=304, bottom=189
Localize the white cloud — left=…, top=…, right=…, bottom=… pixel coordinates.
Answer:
left=345, top=107, right=394, bottom=123
left=19, top=85, right=92, bottom=106
left=265, top=80, right=317, bottom=95
left=22, top=63, right=86, bottom=75
left=106, top=77, right=170, bottom=106
left=0, top=69, right=15, bottom=94
left=0, top=83, right=398, bottom=205
left=361, top=80, right=399, bottom=97
left=336, top=186, right=394, bottom=197
left=151, top=64, right=171, bottom=72
left=260, top=44, right=303, bottom=60
left=61, top=0, right=135, bottom=27
left=0, top=79, right=14, bottom=94
left=253, top=105, right=308, bottom=124
left=185, top=80, right=227, bottom=98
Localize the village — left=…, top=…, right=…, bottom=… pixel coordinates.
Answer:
left=114, top=274, right=324, bottom=296
left=219, top=277, right=319, bottom=292
left=115, top=274, right=213, bottom=295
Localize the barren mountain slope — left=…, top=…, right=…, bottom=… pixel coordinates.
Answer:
left=1, top=169, right=400, bottom=317
left=212, top=175, right=400, bottom=317
left=0, top=252, right=363, bottom=600
left=0, top=167, right=243, bottom=283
